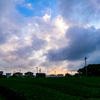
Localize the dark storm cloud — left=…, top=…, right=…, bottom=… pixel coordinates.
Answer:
left=58, top=0, right=100, bottom=25
left=46, top=26, right=100, bottom=61
left=9, top=35, right=46, bottom=58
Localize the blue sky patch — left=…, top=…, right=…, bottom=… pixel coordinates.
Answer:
left=16, top=0, right=58, bottom=19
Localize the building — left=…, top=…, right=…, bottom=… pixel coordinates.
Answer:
left=0, top=71, right=3, bottom=78
left=57, top=74, right=64, bottom=77
left=6, top=73, right=11, bottom=78
left=13, top=72, right=23, bottom=77
left=36, top=73, right=46, bottom=78
left=74, top=73, right=82, bottom=77
left=0, top=71, right=3, bottom=75
left=65, top=73, right=72, bottom=77
left=49, top=74, right=57, bottom=77
left=25, top=71, right=34, bottom=78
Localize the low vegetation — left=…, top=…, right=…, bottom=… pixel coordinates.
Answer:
left=0, top=77, right=100, bottom=100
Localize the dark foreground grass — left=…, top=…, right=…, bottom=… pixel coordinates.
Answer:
left=0, top=94, right=7, bottom=100
left=0, top=80, right=84, bottom=100
left=0, top=77, right=100, bottom=100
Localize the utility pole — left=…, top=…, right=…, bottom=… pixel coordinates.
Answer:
left=36, top=67, right=38, bottom=73
left=85, top=57, right=88, bottom=77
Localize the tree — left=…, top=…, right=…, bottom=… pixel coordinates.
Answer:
left=77, top=64, right=100, bottom=77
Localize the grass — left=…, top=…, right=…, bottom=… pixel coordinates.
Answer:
left=0, top=77, right=100, bottom=100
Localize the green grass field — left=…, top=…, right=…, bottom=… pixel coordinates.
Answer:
left=0, top=77, right=100, bottom=100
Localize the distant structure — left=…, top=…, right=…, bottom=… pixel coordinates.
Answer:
left=57, top=74, right=64, bottom=77
left=49, top=74, right=57, bottom=77
left=36, top=73, right=46, bottom=78
left=12, top=72, right=23, bottom=78
left=84, top=57, right=88, bottom=77
left=36, top=67, right=38, bottom=73
left=65, top=73, right=72, bottom=77
left=49, top=74, right=64, bottom=77
left=6, top=73, right=11, bottom=78
left=0, top=71, right=3, bottom=78
left=25, top=71, right=34, bottom=78
left=0, top=71, right=3, bottom=75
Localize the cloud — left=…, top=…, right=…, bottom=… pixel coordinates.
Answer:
left=43, top=14, right=51, bottom=22
left=18, top=2, right=33, bottom=10
left=40, top=59, right=67, bottom=74
left=27, top=3, right=33, bottom=10
left=0, top=27, right=8, bottom=44
left=0, top=0, right=15, bottom=17
left=46, top=26, right=100, bottom=62
left=87, top=50, right=100, bottom=64
left=2, top=0, right=100, bottom=74
left=0, top=0, right=18, bottom=44
left=8, top=35, right=46, bottom=59
left=58, top=0, right=100, bottom=26
left=0, top=0, right=28, bottom=46
left=0, top=0, right=48, bottom=73
left=0, top=4, right=68, bottom=72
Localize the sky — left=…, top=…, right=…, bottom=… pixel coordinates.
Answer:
left=1, top=0, right=100, bottom=75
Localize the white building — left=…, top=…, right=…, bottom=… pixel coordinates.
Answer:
left=6, top=73, right=11, bottom=78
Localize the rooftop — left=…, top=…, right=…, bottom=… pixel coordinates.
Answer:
left=25, top=71, right=33, bottom=74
